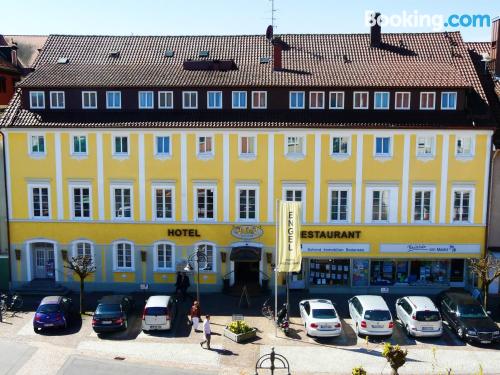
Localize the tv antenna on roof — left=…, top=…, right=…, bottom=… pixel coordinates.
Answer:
left=269, top=0, right=277, bottom=32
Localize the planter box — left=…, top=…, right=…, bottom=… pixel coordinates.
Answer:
left=223, top=327, right=257, bottom=343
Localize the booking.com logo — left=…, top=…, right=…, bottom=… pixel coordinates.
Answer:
left=365, top=10, right=491, bottom=32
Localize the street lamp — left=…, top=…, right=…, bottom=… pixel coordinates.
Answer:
left=184, top=249, right=207, bottom=304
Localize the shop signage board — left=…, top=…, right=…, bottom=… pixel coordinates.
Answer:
left=302, top=244, right=370, bottom=253
left=380, top=244, right=481, bottom=254
left=231, top=225, right=264, bottom=240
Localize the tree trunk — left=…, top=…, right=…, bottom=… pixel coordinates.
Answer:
left=80, top=277, right=84, bottom=315
left=391, top=368, right=398, bottom=375
left=482, top=282, right=489, bottom=311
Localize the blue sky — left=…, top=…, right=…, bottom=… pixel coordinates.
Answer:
left=1, top=0, right=498, bottom=41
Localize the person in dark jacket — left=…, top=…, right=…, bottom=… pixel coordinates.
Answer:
left=180, top=272, right=191, bottom=301
left=175, top=272, right=182, bottom=297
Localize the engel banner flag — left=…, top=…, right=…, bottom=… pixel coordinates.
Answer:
left=277, top=201, right=302, bottom=273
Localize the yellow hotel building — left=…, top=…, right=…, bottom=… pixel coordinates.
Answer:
left=0, top=28, right=497, bottom=294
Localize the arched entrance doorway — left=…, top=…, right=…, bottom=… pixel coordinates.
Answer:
left=31, top=242, right=56, bottom=280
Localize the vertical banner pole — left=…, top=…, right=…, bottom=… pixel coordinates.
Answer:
left=275, top=199, right=278, bottom=337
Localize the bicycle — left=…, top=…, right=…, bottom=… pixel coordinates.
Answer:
left=262, top=298, right=274, bottom=320
left=0, top=293, right=23, bottom=315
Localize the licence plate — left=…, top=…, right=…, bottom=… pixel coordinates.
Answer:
left=150, top=325, right=162, bottom=329
left=320, top=325, right=332, bottom=329
left=44, top=323, right=54, bottom=327
left=481, top=340, right=491, bottom=344
left=102, top=321, right=112, bottom=325
left=372, top=324, right=383, bottom=328
left=422, top=327, right=433, bottom=331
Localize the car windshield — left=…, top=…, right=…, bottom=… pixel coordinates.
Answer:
left=312, top=308, right=337, bottom=319
left=458, top=304, right=487, bottom=319
left=38, top=304, right=59, bottom=313
left=96, top=303, right=121, bottom=314
left=145, top=307, right=168, bottom=316
left=364, top=310, right=391, bottom=321
left=415, top=311, right=441, bottom=322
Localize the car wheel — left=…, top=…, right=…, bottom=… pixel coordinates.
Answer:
left=405, top=324, right=412, bottom=337
left=457, top=327, right=465, bottom=340
left=33, top=326, right=39, bottom=334
left=124, top=319, right=128, bottom=330
left=356, top=323, right=360, bottom=337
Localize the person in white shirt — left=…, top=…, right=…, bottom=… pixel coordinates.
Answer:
left=200, top=315, right=211, bottom=350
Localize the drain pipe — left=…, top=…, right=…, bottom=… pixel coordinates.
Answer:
left=0, top=129, right=12, bottom=292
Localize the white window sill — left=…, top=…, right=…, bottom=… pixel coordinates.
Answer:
left=395, top=107, right=411, bottom=111
left=412, top=220, right=433, bottom=225
left=328, top=220, right=351, bottom=224
left=197, top=153, right=214, bottom=160
left=374, top=107, right=390, bottom=110
left=309, top=107, right=325, bottom=110
left=139, top=107, right=154, bottom=110
left=50, top=107, right=65, bottom=110
left=194, top=218, right=216, bottom=222
left=285, top=153, right=305, bottom=161
left=29, top=153, right=47, bottom=159
left=112, top=154, right=130, bottom=160
left=153, top=217, right=174, bottom=222
left=154, top=153, right=172, bottom=160
left=106, top=107, right=122, bottom=110
left=113, top=269, right=134, bottom=273
left=232, top=106, right=247, bottom=110
left=82, top=107, right=98, bottom=110
left=374, top=154, right=393, bottom=161
left=455, top=154, right=474, bottom=161
left=353, top=107, right=369, bottom=110
left=30, top=107, right=45, bottom=110
left=329, top=107, right=344, bottom=110
left=71, top=153, right=88, bottom=160
left=330, top=154, right=350, bottom=161
left=416, top=155, right=435, bottom=161
left=154, top=269, right=174, bottom=273
left=239, top=153, right=257, bottom=161
left=30, top=216, right=51, bottom=220
left=70, top=217, right=92, bottom=221
left=236, top=218, right=258, bottom=223
left=112, top=217, right=134, bottom=221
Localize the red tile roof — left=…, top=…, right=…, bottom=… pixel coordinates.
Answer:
left=17, top=32, right=481, bottom=94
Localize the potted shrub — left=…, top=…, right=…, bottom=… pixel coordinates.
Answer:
left=223, top=320, right=257, bottom=343
left=382, top=342, right=407, bottom=375
left=352, top=366, right=367, bottom=375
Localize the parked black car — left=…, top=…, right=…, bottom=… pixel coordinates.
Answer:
left=33, top=296, right=73, bottom=333
left=92, top=295, right=134, bottom=333
left=437, top=291, right=500, bottom=344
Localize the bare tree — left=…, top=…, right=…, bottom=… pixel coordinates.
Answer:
left=469, top=254, right=500, bottom=310
left=64, top=255, right=96, bottom=315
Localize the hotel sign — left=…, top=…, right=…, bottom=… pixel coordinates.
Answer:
left=231, top=225, right=264, bottom=240
left=380, top=243, right=481, bottom=254
left=302, top=243, right=370, bottom=253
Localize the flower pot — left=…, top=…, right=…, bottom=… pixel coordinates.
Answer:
left=223, top=327, right=257, bottom=343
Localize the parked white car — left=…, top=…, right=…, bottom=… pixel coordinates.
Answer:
left=299, top=299, right=342, bottom=338
left=395, top=296, right=442, bottom=338
left=141, top=295, right=176, bottom=332
left=348, top=295, right=394, bottom=337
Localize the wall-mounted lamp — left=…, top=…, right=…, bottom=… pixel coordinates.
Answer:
left=141, top=250, right=147, bottom=262
left=15, top=249, right=21, bottom=261
left=220, top=252, right=226, bottom=263
left=266, top=253, right=273, bottom=264
left=61, top=249, right=68, bottom=262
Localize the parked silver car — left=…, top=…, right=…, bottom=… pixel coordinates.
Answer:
left=348, top=295, right=393, bottom=337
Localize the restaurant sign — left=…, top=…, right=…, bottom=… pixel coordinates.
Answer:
left=380, top=243, right=481, bottom=254
left=302, top=243, right=370, bottom=253
left=231, top=225, right=264, bottom=240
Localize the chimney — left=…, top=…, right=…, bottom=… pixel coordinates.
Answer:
left=492, top=17, right=500, bottom=76
left=272, top=38, right=283, bottom=71
left=11, top=44, right=18, bottom=67
left=370, top=12, right=382, bottom=48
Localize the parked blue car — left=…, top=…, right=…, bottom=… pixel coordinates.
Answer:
left=33, top=296, right=72, bottom=333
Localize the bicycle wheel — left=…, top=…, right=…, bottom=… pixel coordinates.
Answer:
left=12, top=295, right=23, bottom=311
left=262, top=305, right=273, bottom=320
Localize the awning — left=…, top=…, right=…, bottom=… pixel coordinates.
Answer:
left=230, top=246, right=261, bottom=262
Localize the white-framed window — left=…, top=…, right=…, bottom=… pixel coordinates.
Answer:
left=155, top=135, right=171, bottom=157
left=374, top=136, right=392, bottom=157
left=138, top=91, right=154, bottom=109
left=329, top=91, right=344, bottom=109
left=374, top=92, right=390, bottom=110
left=452, top=187, right=474, bottom=223
left=441, top=92, right=457, bottom=110
left=194, top=184, right=216, bottom=221
left=309, top=91, right=325, bottom=109
left=331, top=136, right=350, bottom=157
left=153, top=185, right=174, bottom=221
left=420, top=92, right=436, bottom=110
left=111, top=185, right=133, bottom=220
left=158, top=91, right=173, bottom=109
left=455, top=135, right=474, bottom=157
left=29, top=183, right=50, bottom=219
left=113, top=241, right=134, bottom=271
left=365, top=186, right=398, bottom=223
left=29, top=91, right=45, bottom=109
left=282, top=184, right=306, bottom=222
left=70, top=185, right=92, bottom=219
left=353, top=92, right=369, bottom=109
left=412, top=187, right=435, bottom=223
left=113, top=135, right=129, bottom=156
left=29, top=134, right=46, bottom=155
left=251, top=91, right=267, bottom=109
left=82, top=91, right=97, bottom=109
left=194, top=242, right=216, bottom=272
left=197, top=135, right=214, bottom=157
left=232, top=91, right=247, bottom=109
left=289, top=91, right=305, bottom=109
left=285, top=135, right=305, bottom=158
left=416, top=135, right=435, bottom=157
left=182, top=91, right=198, bottom=109
left=239, top=135, right=256, bottom=158
left=49, top=91, right=65, bottom=109
left=395, top=92, right=411, bottom=110
left=154, top=242, right=175, bottom=271
left=73, top=241, right=94, bottom=260
left=106, top=91, right=121, bottom=109
left=328, top=185, right=351, bottom=223
left=236, top=185, right=259, bottom=222
left=71, top=134, right=88, bottom=155
left=207, top=91, right=222, bottom=109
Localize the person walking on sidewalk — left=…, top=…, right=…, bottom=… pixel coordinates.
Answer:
left=190, top=300, right=202, bottom=332
left=200, top=315, right=211, bottom=350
